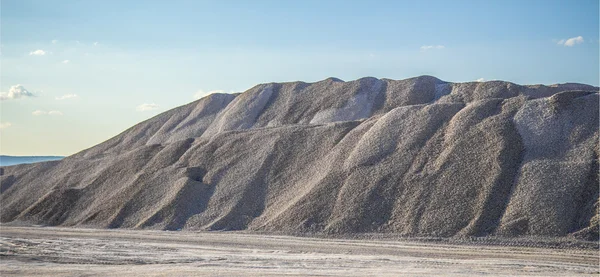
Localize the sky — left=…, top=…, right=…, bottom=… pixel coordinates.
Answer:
left=1, top=0, right=598, bottom=156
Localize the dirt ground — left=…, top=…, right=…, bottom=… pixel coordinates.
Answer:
left=0, top=226, right=598, bottom=276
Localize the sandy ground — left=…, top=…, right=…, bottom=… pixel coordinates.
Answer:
left=0, top=226, right=598, bottom=276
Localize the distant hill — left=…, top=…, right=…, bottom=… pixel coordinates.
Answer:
left=0, top=76, right=598, bottom=241
left=0, top=156, right=64, bottom=167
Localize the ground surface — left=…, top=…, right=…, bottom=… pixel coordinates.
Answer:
left=0, top=227, right=598, bottom=276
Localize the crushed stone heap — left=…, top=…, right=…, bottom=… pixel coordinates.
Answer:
left=1, top=76, right=598, bottom=240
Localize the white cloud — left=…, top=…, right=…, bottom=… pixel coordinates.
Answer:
left=29, top=49, right=47, bottom=56
left=193, top=89, right=224, bottom=100
left=0, top=122, right=12, bottom=129
left=32, top=110, right=63, bottom=116
left=52, top=39, right=58, bottom=44
left=62, top=60, right=70, bottom=64
left=0, top=85, right=34, bottom=101
left=557, top=36, right=584, bottom=46
left=476, top=78, right=485, bottom=82
left=420, top=45, right=445, bottom=51
left=56, top=94, right=78, bottom=100
left=93, top=42, right=99, bottom=46
left=136, top=103, right=159, bottom=111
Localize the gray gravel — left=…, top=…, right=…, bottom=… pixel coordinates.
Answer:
left=1, top=227, right=598, bottom=276
left=0, top=76, right=598, bottom=239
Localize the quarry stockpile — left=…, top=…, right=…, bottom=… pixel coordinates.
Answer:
left=1, top=76, right=598, bottom=240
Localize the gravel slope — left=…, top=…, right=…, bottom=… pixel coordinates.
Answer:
left=0, top=76, right=598, bottom=239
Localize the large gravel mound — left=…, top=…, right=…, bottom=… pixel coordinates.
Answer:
left=1, top=76, right=598, bottom=239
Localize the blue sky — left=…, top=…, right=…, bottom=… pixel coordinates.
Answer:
left=1, top=0, right=598, bottom=156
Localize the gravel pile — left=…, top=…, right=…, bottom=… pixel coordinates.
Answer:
left=1, top=76, right=597, bottom=239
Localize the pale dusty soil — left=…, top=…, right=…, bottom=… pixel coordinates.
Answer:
left=0, top=226, right=598, bottom=276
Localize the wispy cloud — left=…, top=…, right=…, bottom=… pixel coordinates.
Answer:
left=420, top=45, right=445, bottom=51
left=62, top=60, right=70, bottom=64
left=52, top=39, right=58, bottom=44
left=476, top=78, right=485, bottom=82
left=136, top=103, right=159, bottom=111
left=56, top=94, right=78, bottom=100
left=93, top=42, right=99, bottom=46
left=193, top=89, right=225, bottom=100
left=32, top=110, right=63, bottom=116
left=29, top=49, right=47, bottom=56
left=557, top=36, right=584, bottom=46
left=0, top=85, right=34, bottom=101
left=0, top=122, right=12, bottom=129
